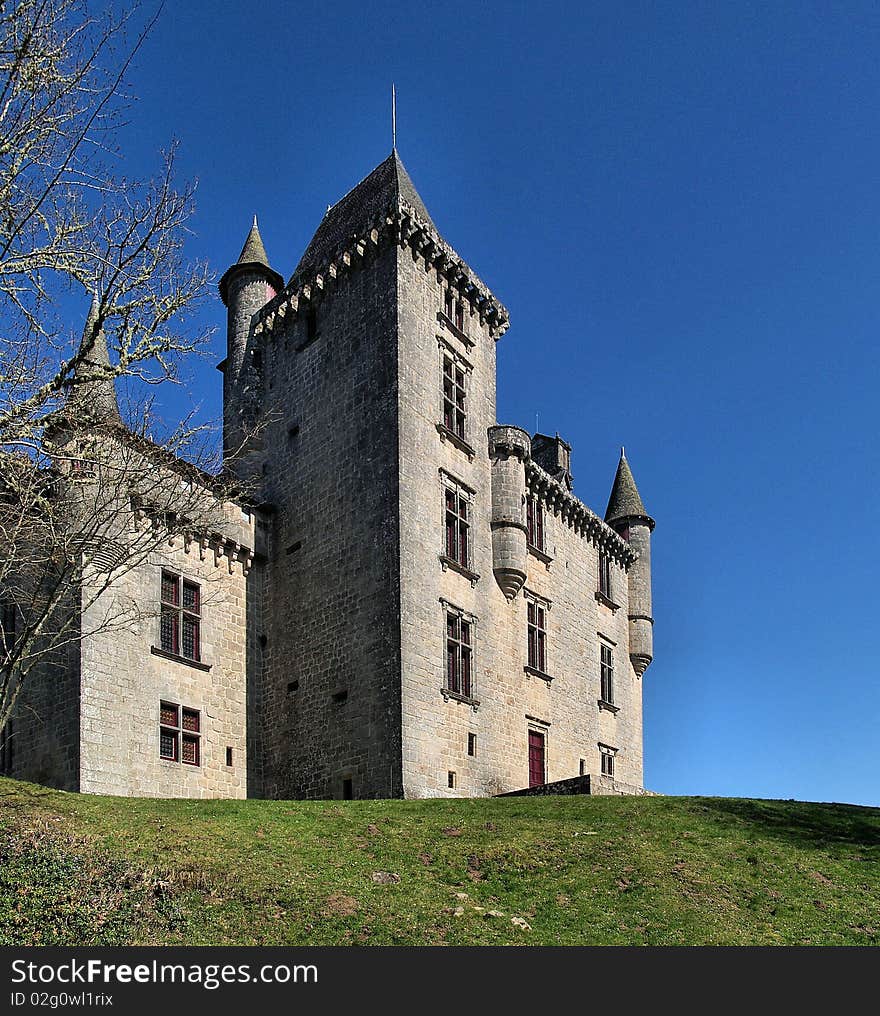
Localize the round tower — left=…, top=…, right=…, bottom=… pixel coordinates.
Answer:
left=488, top=425, right=531, bottom=599
left=218, top=217, right=283, bottom=466
left=605, top=448, right=655, bottom=677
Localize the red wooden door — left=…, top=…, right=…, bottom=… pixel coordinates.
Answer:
left=528, top=730, right=545, bottom=788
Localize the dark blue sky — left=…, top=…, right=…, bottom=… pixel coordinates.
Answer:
left=113, top=1, right=879, bottom=805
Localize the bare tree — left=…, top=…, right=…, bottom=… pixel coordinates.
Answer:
left=0, top=1, right=236, bottom=734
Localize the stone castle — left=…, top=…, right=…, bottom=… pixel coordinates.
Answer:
left=0, top=150, right=656, bottom=799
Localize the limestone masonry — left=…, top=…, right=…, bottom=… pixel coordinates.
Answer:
left=1, top=151, right=656, bottom=799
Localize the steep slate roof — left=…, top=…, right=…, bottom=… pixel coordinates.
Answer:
left=291, top=150, right=436, bottom=285
left=219, top=217, right=284, bottom=305
left=70, top=293, right=122, bottom=424
left=604, top=448, right=653, bottom=528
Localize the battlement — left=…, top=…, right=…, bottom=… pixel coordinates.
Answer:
left=526, top=459, right=637, bottom=567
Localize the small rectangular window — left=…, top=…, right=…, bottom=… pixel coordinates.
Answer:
left=448, top=771, right=457, bottom=789
left=526, top=494, right=544, bottom=553
left=600, top=746, right=616, bottom=778
left=579, top=758, right=586, bottom=776
left=225, top=746, right=233, bottom=767
left=444, top=288, right=454, bottom=320
left=600, top=643, right=614, bottom=704
left=455, top=300, right=464, bottom=332
left=467, top=732, right=477, bottom=757
left=599, top=550, right=612, bottom=599
left=342, top=777, right=353, bottom=800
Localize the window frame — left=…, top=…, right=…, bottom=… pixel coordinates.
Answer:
left=599, top=744, right=617, bottom=778
left=159, top=701, right=202, bottom=767
left=439, top=472, right=479, bottom=583
left=443, top=287, right=467, bottom=336
left=444, top=481, right=471, bottom=570
left=600, top=641, right=615, bottom=705
left=598, top=549, right=612, bottom=599
left=160, top=571, right=202, bottom=663
left=445, top=610, right=473, bottom=699
left=526, top=493, right=545, bottom=554
left=441, top=600, right=478, bottom=705
left=523, top=590, right=552, bottom=681
left=69, top=439, right=98, bottom=478
left=442, top=353, right=468, bottom=441
left=527, top=599, right=547, bottom=673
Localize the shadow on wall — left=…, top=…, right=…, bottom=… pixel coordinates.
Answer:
left=698, top=796, right=880, bottom=851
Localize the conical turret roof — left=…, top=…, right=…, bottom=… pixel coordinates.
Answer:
left=237, top=216, right=271, bottom=265
left=291, top=150, right=436, bottom=285
left=70, top=293, right=122, bottom=425
left=605, top=448, right=654, bottom=529
left=219, top=216, right=284, bottom=305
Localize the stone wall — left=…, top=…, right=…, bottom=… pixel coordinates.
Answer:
left=1, top=590, right=81, bottom=791
left=396, top=244, right=644, bottom=798
left=78, top=517, right=253, bottom=798
left=498, top=774, right=657, bottom=797
left=255, top=241, right=403, bottom=799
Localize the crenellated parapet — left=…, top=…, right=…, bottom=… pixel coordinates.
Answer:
left=526, top=461, right=637, bottom=568
left=394, top=202, right=509, bottom=338
left=131, top=500, right=261, bottom=577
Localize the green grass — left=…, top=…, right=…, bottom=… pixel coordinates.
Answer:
left=1, top=776, right=878, bottom=945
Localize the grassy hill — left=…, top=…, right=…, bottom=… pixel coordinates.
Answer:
left=0, top=776, right=877, bottom=946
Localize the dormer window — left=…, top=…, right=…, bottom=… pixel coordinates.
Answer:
left=69, top=441, right=97, bottom=477
left=444, top=288, right=466, bottom=334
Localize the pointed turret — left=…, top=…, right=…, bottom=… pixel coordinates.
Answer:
left=70, top=293, right=122, bottom=425
left=219, top=217, right=284, bottom=471
left=219, top=216, right=284, bottom=306
left=605, top=447, right=653, bottom=530
left=605, top=448, right=655, bottom=678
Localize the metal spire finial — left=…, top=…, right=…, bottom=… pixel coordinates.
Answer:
left=392, top=83, right=397, bottom=150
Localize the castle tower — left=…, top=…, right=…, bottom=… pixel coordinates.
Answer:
left=227, top=148, right=649, bottom=800
left=218, top=218, right=283, bottom=471
left=605, top=449, right=655, bottom=677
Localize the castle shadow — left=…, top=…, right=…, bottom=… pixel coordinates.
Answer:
left=698, top=796, right=880, bottom=852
